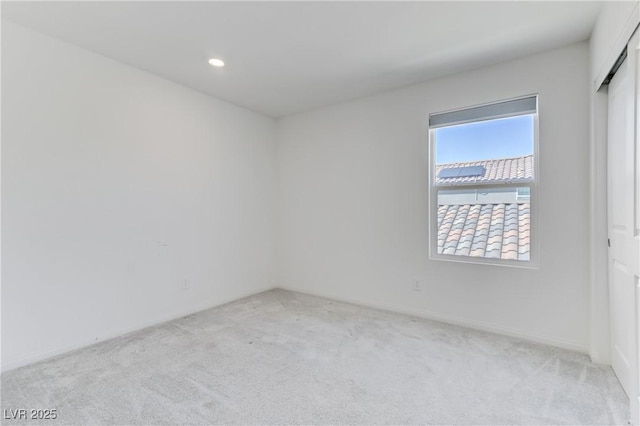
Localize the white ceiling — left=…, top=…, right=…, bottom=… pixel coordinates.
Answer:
left=2, top=1, right=601, bottom=118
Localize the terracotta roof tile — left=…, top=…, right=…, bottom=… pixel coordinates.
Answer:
left=436, top=155, right=532, bottom=262
left=435, top=155, right=533, bottom=185
left=437, top=202, right=531, bottom=261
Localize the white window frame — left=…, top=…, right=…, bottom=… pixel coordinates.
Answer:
left=428, top=94, right=540, bottom=268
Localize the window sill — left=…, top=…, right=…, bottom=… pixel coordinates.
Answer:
left=429, top=253, right=540, bottom=270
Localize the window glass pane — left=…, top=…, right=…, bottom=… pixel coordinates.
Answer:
left=516, top=187, right=531, bottom=200
left=437, top=187, right=530, bottom=261
left=435, top=115, right=534, bottom=165
left=430, top=97, right=536, bottom=265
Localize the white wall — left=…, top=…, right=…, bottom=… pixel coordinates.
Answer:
left=1, top=21, right=277, bottom=371
left=277, top=42, right=591, bottom=352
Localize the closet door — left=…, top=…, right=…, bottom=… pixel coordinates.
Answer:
left=607, top=28, right=640, bottom=423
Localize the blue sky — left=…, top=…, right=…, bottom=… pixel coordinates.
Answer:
left=435, top=115, right=534, bottom=164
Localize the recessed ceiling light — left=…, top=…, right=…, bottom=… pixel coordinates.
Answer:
left=208, top=58, right=225, bottom=68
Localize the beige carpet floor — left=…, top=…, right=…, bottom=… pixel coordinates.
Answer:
left=0, top=289, right=629, bottom=425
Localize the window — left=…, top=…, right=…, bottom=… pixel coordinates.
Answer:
left=429, top=95, right=538, bottom=266
left=516, top=187, right=531, bottom=201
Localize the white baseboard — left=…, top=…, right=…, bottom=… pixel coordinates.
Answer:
left=588, top=350, right=610, bottom=366
left=276, top=285, right=589, bottom=354
left=1, top=285, right=273, bottom=373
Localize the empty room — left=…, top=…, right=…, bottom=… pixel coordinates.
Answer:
left=2, top=1, right=639, bottom=425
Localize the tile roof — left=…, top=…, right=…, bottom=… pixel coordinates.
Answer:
left=437, top=203, right=530, bottom=261
left=436, top=155, right=532, bottom=261
left=435, top=154, right=533, bottom=185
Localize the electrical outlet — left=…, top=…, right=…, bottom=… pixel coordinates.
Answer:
left=412, top=279, right=423, bottom=292
left=181, top=278, right=190, bottom=290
